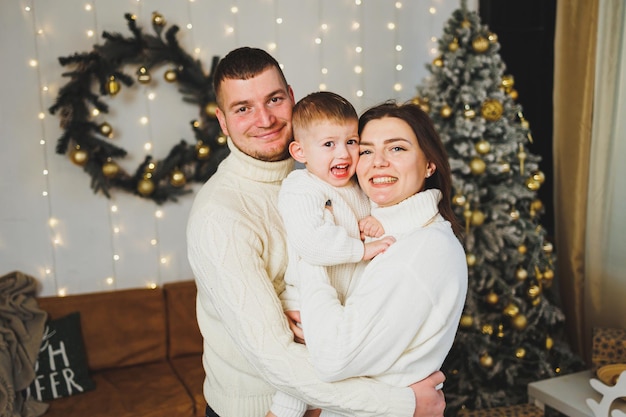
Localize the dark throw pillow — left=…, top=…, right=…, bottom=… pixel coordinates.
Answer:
left=25, top=312, right=95, bottom=401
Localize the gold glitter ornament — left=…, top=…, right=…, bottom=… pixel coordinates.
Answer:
left=433, top=56, right=443, bottom=67
left=543, top=242, right=554, bottom=253
left=466, top=253, right=477, bottom=267
left=486, top=292, right=499, bottom=305
left=512, top=314, right=528, bottom=330
left=526, top=177, right=541, bottom=191
left=472, top=36, right=489, bottom=53
left=510, top=209, right=520, bottom=220
left=152, top=12, right=165, bottom=26
left=196, top=143, right=211, bottom=160
left=488, top=32, right=498, bottom=43
left=509, top=89, right=519, bottom=100
left=528, top=284, right=541, bottom=298
left=471, top=210, right=485, bottom=226
left=452, top=194, right=467, bottom=206
left=515, top=348, right=526, bottom=359
left=503, top=303, right=519, bottom=317
left=205, top=102, right=218, bottom=118
left=518, top=244, right=527, bottom=254
left=532, top=170, right=546, bottom=184
left=217, top=133, right=228, bottom=145
left=99, top=122, right=113, bottom=137
left=501, top=75, right=515, bottom=90
left=482, top=324, right=494, bottom=335
left=448, top=37, right=459, bottom=52
left=481, top=99, right=504, bottom=121
left=516, top=267, right=528, bottom=281
left=461, top=19, right=471, bottom=28
left=460, top=315, right=474, bottom=328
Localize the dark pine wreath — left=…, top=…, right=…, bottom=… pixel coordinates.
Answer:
left=49, top=12, right=230, bottom=204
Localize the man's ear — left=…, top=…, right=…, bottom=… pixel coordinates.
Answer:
left=289, top=141, right=307, bottom=164
left=215, top=108, right=229, bottom=136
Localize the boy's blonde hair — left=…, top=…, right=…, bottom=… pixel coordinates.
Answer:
left=292, top=91, right=358, bottom=134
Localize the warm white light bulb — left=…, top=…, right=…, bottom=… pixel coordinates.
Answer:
left=356, top=90, right=364, bottom=97
left=144, top=142, right=152, bottom=151
left=155, top=210, right=163, bottom=218
left=140, top=116, right=149, bottom=125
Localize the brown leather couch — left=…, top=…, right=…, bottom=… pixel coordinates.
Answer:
left=36, top=280, right=205, bottom=417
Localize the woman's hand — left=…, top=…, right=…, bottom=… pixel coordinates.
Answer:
left=410, top=371, right=446, bottom=417
left=285, top=310, right=305, bottom=344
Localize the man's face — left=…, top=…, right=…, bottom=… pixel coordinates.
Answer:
left=215, top=67, right=295, bottom=162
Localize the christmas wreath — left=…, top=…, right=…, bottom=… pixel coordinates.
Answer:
left=49, top=12, right=229, bottom=204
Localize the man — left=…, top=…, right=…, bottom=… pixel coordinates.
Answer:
left=187, top=47, right=445, bottom=417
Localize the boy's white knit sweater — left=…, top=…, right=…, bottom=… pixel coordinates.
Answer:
left=278, top=169, right=371, bottom=310
left=186, top=140, right=415, bottom=417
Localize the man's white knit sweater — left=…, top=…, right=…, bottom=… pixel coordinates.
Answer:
left=186, top=140, right=415, bottom=417
left=278, top=169, right=370, bottom=310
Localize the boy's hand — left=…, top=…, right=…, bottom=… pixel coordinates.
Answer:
left=362, top=236, right=395, bottom=260
left=359, top=215, right=385, bottom=240
left=285, top=310, right=305, bottom=344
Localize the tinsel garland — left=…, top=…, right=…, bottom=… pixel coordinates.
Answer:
left=49, top=12, right=229, bottom=204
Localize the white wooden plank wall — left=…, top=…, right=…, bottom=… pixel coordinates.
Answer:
left=0, top=0, right=476, bottom=296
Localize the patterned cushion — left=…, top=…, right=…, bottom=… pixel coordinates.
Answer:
left=592, top=327, right=626, bottom=371
left=458, top=403, right=544, bottom=417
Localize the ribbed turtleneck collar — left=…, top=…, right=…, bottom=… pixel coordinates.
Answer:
left=371, top=189, right=443, bottom=237
left=225, top=138, right=294, bottom=183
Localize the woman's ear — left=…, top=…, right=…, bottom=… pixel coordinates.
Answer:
left=289, top=140, right=307, bottom=164
left=426, top=162, right=437, bottom=178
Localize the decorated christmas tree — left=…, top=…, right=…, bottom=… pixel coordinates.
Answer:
left=413, top=2, right=583, bottom=413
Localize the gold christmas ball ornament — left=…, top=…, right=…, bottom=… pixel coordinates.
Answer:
left=471, top=210, right=485, bottom=226
left=461, top=19, right=471, bottom=28
left=479, top=354, right=494, bottom=368
left=543, top=268, right=554, bottom=281
left=486, top=292, right=499, bottom=305
left=481, top=99, right=504, bottom=122
left=470, top=157, right=486, bottom=175
left=499, top=162, right=511, bottom=173
left=196, top=143, right=211, bottom=160
left=107, top=76, right=120, bottom=96
left=137, top=178, right=155, bottom=196
left=192, top=119, right=201, bottom=129
left=516, top=267, right=529, bottom=281
left=546, top=336, right=554, bottom=350
left=217, top=133, right=228, bottom=145
left=530, top=199, right=544, bottom=212
left=497, top=323, right=505, bottom=338
left=460, top=315, right=474, bottom=328
left=511, top=314, right=528, bottom=330
left=440, top=104, right=453, bottom=118
left=525, top=177, right=541, bottom=191
left=515, top=348, right=526, bottom=359
left=532, top=170, right=546, bottom=184
left=70, top=147, right=89, bottom=166
left=501, top=75, right=515, bottom=90
left=205, top=102, right=219, bottom=118
left=164, top=69, right=178, bottom=82
left=102, top=160, right=120, bottom=178
left=152, top=12, right=166, bottom=26
left=99, top=122, right=113, bottom=137
left=488, top=32, right=498, bottom=43
left=503, top=303, right=519, bottom=317
left=510, top=209, right=520, bottom=220
left=509, top=89, right=519, bottom=100
left=466, top=253, right=477, bottom=267
left=475, top=139, right=491, bottom=154
left=433, top=56, right=444, bottom=67
left=169, top=169, right=187, bottom=187
left=472, top=36, right=490, bottom=53
left=518, top=244, right=527, bottom=254
left=482, top=324, right=494, bottom=335
left=448, top=37, right=459, bottom=52
left=528, top=284, right=542, bottom=298
left=452, top=194, right=467, bottom=206
left=137, top=66, right=151, bottom=84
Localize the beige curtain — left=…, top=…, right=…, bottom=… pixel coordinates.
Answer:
left=553, top=0, right=598, bottom=361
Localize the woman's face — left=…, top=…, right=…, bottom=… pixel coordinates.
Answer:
left=357, top=116, right=435, bottom=207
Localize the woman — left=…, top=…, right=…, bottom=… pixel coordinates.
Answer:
left=278, top=101, right=467, bottom=417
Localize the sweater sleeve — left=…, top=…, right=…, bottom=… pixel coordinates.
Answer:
left=278, top=173, right=364, bottom=266
left=188, top=210, right=416, bottom=417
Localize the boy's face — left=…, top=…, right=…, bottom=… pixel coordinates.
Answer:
left=290, top=119, right=360, bottom=187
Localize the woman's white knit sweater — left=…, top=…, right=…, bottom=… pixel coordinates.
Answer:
left=186, top=140, right=415, bottom=417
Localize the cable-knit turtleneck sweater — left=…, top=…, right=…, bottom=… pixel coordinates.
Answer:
left=289, top=189, right=468, bottom=417
left=186, top=140, right=415, bottom=417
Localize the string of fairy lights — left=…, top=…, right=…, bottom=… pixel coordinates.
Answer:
left=20, top=0, right=453, bottom=296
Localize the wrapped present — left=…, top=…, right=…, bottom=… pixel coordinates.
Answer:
left=591, top=327, right=626, bottom=371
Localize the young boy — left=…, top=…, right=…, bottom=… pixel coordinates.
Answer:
left=273, top=91, right=394, bottom=417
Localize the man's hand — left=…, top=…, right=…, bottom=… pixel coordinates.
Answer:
left=285, top=310, right=305, bottom=344
left=410, top=371, right=446, bottom=417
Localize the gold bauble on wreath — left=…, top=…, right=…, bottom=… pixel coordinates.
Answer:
left=196, top=142, right=211, bottom=160
left=70, top=147, right=89, bottom=166
left=164, top=68, right=178, bottom=82
left=169, top=169, right=187, bottom=187
left=485, top=292, right=499, bottom=305
left=99, top=122, right=113, bottom=137
left=107, top=76, right=121, bottom=96
left=479, top=354, right=494, bottom=368
left=515, top=348, right=526, bottom=359
left=528, top=284, right=542, bottom=299
left=532, top=170, right=546, bottom=184
left=511, top=314, right=528, bottom=330
left=137, top=66, right=151, bottom=84
left=102, top=160, right=120, bottom=178
left=482, top=324, right=494, bottom=335
left=433, top=56, right=443, bottom=67
left=460, top=315, right=474, bottom=328
left=217, top=133, right=228, bottom=145
left=525, top=177, right=541, bottom=191
left=137, top=177, right=155, bottom=196
left=481, top=99, right=504, bottom=121
left=503, top=303, right=519, bottom=317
